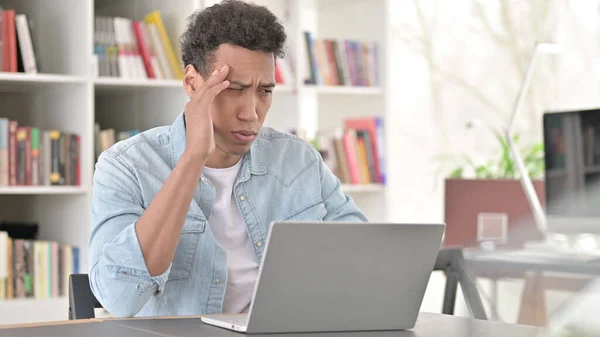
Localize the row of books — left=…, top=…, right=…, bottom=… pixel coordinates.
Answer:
left=0, top=119, right=81, bottom=186
left=314, top=117, right=386, bottom=185
left=303, top=32, right=378, bottom=87
left=94, top=11, right=182, bottom=80
left=0, top=8, right=40, bottom=73
left=94, top=124, right=139, bottom=161
left=0, top=231, right=80, bottom=300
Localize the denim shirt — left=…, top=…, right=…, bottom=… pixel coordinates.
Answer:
left=89, top=112, right=368, bottom=318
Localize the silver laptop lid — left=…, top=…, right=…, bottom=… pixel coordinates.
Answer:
left=246, top=221, right=446, bottom=333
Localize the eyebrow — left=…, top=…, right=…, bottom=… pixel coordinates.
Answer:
left=228, top=80, right=276, bottom=88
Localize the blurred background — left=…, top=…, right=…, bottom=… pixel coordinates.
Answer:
left=1, top=0, right=600, bottom=334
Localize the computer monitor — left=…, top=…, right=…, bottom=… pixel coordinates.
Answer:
left=543, top=108, right=600, bottom=234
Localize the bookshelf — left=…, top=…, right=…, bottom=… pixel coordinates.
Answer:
left=0, top=0, right=391, bottom=325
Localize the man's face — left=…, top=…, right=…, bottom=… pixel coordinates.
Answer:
left=189, top=44, right=275, bottom=158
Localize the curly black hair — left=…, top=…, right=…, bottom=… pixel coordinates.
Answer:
left=179, top=0, right=287, bottom=77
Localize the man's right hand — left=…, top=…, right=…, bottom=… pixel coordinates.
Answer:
left=184, top=65, right=230, bottom=163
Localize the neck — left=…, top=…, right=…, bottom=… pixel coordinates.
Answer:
left=204, top=148, right=242, bottom=169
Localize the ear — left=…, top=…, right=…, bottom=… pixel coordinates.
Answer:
left=183, top=64, right=204, bottom=97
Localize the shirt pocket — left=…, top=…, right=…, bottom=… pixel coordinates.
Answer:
left=168, top=213, right=205, bottom=281
left=281, top=199, right=328, bottom=221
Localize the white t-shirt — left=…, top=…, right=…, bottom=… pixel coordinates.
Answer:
left=202, top=158, right=259, bottom=314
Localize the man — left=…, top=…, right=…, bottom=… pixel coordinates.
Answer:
left=89, top=0, right=367, bottom=318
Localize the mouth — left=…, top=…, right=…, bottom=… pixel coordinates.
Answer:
left=232, top=130, right=257, bottom=143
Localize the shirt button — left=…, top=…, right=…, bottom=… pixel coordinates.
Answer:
left=240, top=195, right=245, bottom=201
left=256, top=241, right=262, bottom=247
left=202, top=201, right=208, bottom=207
left=215, top=279, right=220, bottom=285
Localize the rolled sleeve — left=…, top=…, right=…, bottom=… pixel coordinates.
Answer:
left=89, top=150, right=170, bottom=317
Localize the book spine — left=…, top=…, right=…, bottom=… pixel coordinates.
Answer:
left=31, top=127, right=39, bottom=186
left=15, top=14, right=37, bottom=73
left=144, top=10, right=182, bottom=79
left=1, top=10, right=8, bottom=72
left=0, top=118, right=8, bottom=186
left=63, top=132, right=70, bottom=185
left=25, top=127, right=31, bottom=185
left=0, top=232, right=7, bottom=300
left=33, top=241, right=43, bottom=299
left=8, top=121, right=17, bottom=185
left=5, top=10, right=16, bottom=72
left=6, top=237, right=12, bottom=299
left=43, top=131, right=51, bottom=186
left=16, top=126, right=28, bottom=185
left=71, top=134, right=81, bottom=186
left=132, top=21, right=155, bottom=78
left=23, top=240, right=33, bottom=297
left=49, top=130, right=61, bottom=185
left=14, top=239, right=24, bottom=298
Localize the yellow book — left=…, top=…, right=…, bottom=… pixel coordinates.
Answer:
left=356, top=138, right=371, bottom=184
left=6, top=237, right=12, bottom=299
left=145, top=10, right=183, bottom=79
left=0, top=231, right=7, bottom=300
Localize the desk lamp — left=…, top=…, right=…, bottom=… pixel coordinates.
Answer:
left=506, top=42, right=563, bottom=236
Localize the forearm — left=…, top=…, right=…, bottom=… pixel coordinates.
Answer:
left=89, top=222, right=169, bottom=317
left=135, top=151, right=206, bottom=276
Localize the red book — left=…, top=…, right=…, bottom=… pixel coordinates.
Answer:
left=2, top=11, right=9, bottom=71
left=4, top=10, right=17, bottom=72
left=75, top=135, right=81, bottom=186
left=275, top=60, right=283, bottom=84
left=342, top=129, right=361, bottom=184
left=344, top=117, right=384, bottom=184
left=132, top=21, right=156, bottom=78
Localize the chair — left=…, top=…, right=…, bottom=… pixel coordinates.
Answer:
left=433, top=248, right=488, bottom=320
left=68, top=274, right=103, bottom=320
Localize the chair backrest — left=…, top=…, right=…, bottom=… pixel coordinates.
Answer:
left=433, top=248, right=488, bottom=320
left=68, top=274, right=103, bottom=320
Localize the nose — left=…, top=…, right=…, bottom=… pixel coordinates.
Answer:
left=238, top=94, right=259, bottom=122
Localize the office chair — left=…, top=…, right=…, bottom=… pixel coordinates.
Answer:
left=68, top=274, right=103, bottom=320
left=434, top=248, right=488, bottom=320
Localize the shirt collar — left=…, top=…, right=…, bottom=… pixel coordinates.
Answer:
left=170, top=112, right=267, bottom=176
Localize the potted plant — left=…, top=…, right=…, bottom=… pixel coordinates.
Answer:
left=435, top=122, right=546, bottom=248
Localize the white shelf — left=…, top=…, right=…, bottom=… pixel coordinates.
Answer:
left=303, top=85, right=382, bottom=95
left=0, top=72, right=87, bottom=91
left=0, top=186, right=87, bottom=195
left=94, top=77, right=182, bottom=93
left=341, top=184, right=385, bottom=192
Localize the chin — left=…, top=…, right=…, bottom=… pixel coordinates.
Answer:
left=226, top=143, right=253, bottom=156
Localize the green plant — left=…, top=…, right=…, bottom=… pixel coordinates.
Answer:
left=434, top=124, right=545, bottom=179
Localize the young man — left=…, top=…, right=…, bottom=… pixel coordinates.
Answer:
left=89, top=0, right=367, bottom=318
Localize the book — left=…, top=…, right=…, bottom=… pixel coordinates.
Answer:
left=144, top=10, right=183, bottom=79
left=0, top=118, right=8, bottom=186
left=303, top=32, right=379, bottom=87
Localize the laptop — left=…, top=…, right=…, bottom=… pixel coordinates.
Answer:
left=201, top=221, right=445, bottom=334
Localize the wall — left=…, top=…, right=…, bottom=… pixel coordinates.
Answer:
left=387, top=0, right=600, bottom=322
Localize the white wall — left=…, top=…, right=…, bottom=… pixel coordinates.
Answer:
left=387, top=0, right=600, bottom=323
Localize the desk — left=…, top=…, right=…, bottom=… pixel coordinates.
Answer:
left=464, top=249, right=600, bottom=326
left=0, top=312, right=543, bottom=337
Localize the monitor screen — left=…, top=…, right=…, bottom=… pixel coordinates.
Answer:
left=544, top=109, right=600, bottom=219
